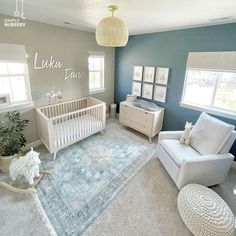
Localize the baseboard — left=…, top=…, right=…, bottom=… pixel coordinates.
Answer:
left=106, top=113, right=119, bottom=119
left=231, top=161, right=236, bottom=171
left=22, top=139, right=42, bottom=151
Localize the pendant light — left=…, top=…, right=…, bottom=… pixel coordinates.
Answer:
left=96, top=5, right=129, bottom=47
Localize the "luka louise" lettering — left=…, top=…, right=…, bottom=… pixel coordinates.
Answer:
left=34, top=52, right=63, bottom=70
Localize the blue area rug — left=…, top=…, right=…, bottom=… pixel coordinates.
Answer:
left=37, top=121, right=157, bottom=236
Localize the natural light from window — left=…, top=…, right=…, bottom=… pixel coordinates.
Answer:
left=88, top=55, right=104, bottom=93
left=0, top=62, right=31, bottom=104
left=182, top=69, right=236, bottom=114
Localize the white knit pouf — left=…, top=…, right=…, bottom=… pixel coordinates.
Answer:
left=177, top=184, right=235, bottom=236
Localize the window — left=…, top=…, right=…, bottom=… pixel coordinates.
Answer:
left=0, top=43, right=32, bottom=112
left=0, top=62, right=31, bottom=105
left=88, top=53, right=104, bottom=93
left=181, top=51, right=236, bottom=119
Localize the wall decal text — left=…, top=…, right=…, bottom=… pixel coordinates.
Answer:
left=64, top=69, right=86, bottom=80
left=33, top=52, right=87, bottom=81
left=34, top=52, right=64, bottom=70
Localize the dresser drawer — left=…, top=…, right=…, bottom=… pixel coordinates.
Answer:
left=126, top=106, right=153, bottom=125
left=128, top=120, right=152, bottom=135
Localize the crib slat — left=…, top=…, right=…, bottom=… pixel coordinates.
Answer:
left=82, top=110, right=84, bottom=137
left=70, top=114, right=73, bottom=141
left=96, top=107, right=99, bottom=129
left=83, top=110, right=85, bottom=137
left=60, top=117, right=63, bottom=147
left=88, top=108, right=91, bottom=133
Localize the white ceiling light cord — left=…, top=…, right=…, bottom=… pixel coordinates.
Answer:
left=21, top=0, right=26, bottom=19
left=13, top=0, right=20, bottom=17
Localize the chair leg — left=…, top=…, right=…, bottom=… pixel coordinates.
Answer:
left=149, top=136, right=152, bottom=143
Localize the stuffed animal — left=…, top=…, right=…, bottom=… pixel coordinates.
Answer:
left=9, top=148, right=41, bottom=185
left=180, top=121, right=193, bottom=146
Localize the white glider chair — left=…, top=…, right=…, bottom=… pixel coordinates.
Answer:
left=157, top=113, right=236, bottom=190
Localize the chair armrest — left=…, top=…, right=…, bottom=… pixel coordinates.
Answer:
left=157, top=131, right=183, bottom=154
left=183, top=153, right=234, bottom=162
left=177, top=153, right=234, bottom=189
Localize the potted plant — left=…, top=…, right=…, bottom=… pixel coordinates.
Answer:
left=0, top=111, right=29, bottom=172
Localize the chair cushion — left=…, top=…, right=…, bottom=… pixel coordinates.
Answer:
left=160, top=140, right=200, bottom=167
left=219, top=131, right=236, bottom=154
left=190, top=113, right=234, bottom=155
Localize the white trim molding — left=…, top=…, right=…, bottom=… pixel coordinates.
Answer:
left=89, top=88, right=105, bottom=95
left=180, top=102, right=236, bottom=120
left=0, top=101, right=34, bottom=113
left=22, top=139, right=42, bottom=151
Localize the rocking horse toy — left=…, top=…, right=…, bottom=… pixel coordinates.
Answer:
left=0, top=148, right=50, bottom=194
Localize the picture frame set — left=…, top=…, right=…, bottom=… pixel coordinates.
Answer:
left=132, top=66, right=169, bottom=103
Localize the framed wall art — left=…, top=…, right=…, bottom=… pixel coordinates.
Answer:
left=155, top=67, right=169, bottom=85
left=143, top=66, right=155, bottom=83
left=153, top=85, right=167, bottom=103
left=133, top=66, right=143, bottom=81
left=142, top=83, right=153, bottom=99
left=132, top=81, right=142, bottom=96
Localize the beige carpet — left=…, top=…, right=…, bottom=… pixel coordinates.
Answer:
left=84, top=157, right=192, bottom=236
left=0, top=144, right=235, bottom=236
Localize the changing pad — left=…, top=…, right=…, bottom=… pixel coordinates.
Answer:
left=132, top=99, right=159, bottom=111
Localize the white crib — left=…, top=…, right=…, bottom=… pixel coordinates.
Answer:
left=36, top=97, right=106, bottom=160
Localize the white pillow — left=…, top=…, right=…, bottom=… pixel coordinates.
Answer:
left=190, top=113, right=234, bottom=155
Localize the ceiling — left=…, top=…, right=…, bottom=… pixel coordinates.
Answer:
left=0, top=0, right=236, bottom=35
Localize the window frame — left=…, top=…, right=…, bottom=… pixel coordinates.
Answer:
left=88, top=53, right=105, bottom=94
left=0, top=62, right=33, bottom=113
left=180, top=68, right=236, bottom=120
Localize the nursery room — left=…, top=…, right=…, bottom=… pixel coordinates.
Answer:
left=0, top=0, right=236, bottom=235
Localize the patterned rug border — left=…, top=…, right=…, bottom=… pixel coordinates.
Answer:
left=36, top=122, right=157, bottom=236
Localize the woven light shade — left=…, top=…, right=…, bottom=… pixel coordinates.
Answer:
left=96, top=5, right=129, bottom=47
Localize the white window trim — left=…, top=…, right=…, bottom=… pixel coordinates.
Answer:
left=180, top=102, right=236, bottom=120
left=0, top=101, right=34, bottom=113
left=89, top=88, right=106, bottom=95
left=88, top=52, right=105, bottom=94
left=180, top=69, right=236, bottom=120
left=0, top=63, right=33, bottom=112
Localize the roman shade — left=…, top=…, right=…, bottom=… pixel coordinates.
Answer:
left=186, top=51, right=236, bottom=71
left=0, top=43, right=27, bottom=63
left=88, top=51, right=105, bottom=58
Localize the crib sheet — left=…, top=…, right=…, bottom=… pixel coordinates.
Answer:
left=54, top=114, right=102, bottom=147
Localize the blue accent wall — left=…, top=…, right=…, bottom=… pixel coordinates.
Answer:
left=115, top=23, right=236, bottom=158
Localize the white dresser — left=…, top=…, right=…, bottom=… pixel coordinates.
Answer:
left=119, top=101, right=164, bottom=142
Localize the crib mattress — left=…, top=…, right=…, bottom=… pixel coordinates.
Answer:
left=54, top=114, right=103, bottom=148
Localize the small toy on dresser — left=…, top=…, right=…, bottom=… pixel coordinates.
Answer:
left=126, top=94, right=137, bottom=102
left=180, top=121, right=193, bottom=146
